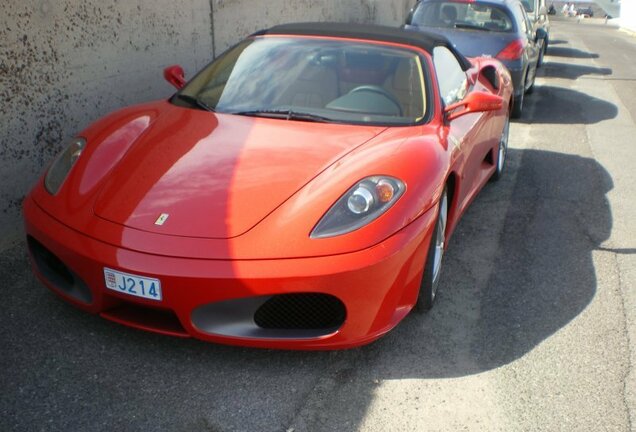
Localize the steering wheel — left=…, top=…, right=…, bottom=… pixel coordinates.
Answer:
left=349, top=85, right=403, bottom=116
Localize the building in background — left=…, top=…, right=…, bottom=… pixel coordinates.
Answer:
left=619, top=0, right=636, bottom=31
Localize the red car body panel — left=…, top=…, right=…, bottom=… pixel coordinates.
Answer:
left=23, top=29, right=512, bottom=349
left=25, top=195, right=437, bottom=349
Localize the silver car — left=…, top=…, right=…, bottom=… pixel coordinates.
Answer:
left=405, top=0, right=545, bottom=118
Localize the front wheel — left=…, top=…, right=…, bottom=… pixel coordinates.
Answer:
left=490, top=113, right=510, bottom=182
left=417, top=187, right=448, bottom=311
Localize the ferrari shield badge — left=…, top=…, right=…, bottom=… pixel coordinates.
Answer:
left=154, top=213, right=169, bottom=226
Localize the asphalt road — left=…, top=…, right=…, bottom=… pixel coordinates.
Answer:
left=1, top=19, right=635, bottom=432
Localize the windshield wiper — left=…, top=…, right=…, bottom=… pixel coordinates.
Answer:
left=454, top=23, right=492, bottom=32
left=232, top=109, right=332, bottom=123
left=175, top=94, right=216, bottom=113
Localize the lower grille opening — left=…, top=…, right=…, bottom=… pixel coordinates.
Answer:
left=27, top=236, right=93, bottom=304
left=254, top=293, right=346, bottom=330
left=101, top=302, right=188, bottom=338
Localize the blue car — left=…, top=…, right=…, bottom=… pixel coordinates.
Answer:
left=405, top=0, right=543, bottom=118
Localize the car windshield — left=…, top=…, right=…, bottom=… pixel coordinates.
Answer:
left=412, top=1, right=514, bottom=33
left=173, top=36, right=428, bottom=126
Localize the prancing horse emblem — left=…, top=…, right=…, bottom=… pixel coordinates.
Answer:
left=155, top=213, right=169, bottom=226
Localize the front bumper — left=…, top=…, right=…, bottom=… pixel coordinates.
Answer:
left=23, top=196, right=436, bottom=350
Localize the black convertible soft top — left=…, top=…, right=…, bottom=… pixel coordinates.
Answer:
left=252, top=22, right=472, bottom=71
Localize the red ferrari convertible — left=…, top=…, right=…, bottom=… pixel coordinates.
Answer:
left=23, top=23, right=512, bottom=349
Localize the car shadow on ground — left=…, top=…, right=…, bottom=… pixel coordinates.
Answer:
left=547, top=46, right=599, bottom=59
left=540, top=61, right=612, bottom=80
left=519, top=85, right=617, bottom=124
left=277, top=146, right=613, bottom=430
left=0, top=144, right=614, bottom=431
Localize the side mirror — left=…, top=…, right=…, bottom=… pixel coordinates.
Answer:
left=163, top=65, right=186, bottom=90
left=444, top=91, right=504, bottom=121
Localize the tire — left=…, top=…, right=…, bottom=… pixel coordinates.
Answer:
left=537, top=39, right=547, bottom=68
left=525, top=69, right=535, bottom=94
left=511, top=89, right=524, bottom=119
left=490, top=113, right=510, bottom=182
left=417, top=187, right=448, bottom=311
left=525, top=81, right=534, bottom=95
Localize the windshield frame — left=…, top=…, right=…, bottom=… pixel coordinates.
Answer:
left=170, top=35, right=435, bottom=127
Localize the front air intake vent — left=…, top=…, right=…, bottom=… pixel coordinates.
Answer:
left=27, top=236, right=93, bottom=304
left=254, top=293, right=346, bottom=330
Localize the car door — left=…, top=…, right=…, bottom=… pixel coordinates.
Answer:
left=515, top=2, right=540, bottom=88
left=433, top=46, right=492, bottom=212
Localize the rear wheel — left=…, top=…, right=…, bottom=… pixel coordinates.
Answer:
left=417, top=187, right=448, bottom=311
left=525, top=69, right=535, bottom=94
left=511, top=89, right=524, bottom=119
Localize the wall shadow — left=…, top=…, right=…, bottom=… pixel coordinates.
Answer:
left=520, top=85, right=617, bottom=124
left=540, top=61, right=612, bottom=80
left=547, top=46, right=599, bottom=59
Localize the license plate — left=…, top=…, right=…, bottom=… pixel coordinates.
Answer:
left=103, top=268, right=162, bottom=301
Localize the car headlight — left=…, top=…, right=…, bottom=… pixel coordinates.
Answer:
left=311, top=176, right=406, bottom=239
left=44, top=137, right=86, bottom=195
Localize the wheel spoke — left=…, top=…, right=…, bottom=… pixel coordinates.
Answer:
left=432, top=192, right=448, bottom=287
left=497, top=117, right=509, bottom=173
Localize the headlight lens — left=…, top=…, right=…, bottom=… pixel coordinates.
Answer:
left=311, top=176, right=406, bottom=239
left=44, top=137, right=86, bottom=195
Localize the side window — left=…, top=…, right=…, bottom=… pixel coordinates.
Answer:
left=518, top=5, right=531, bottom=34
left=433, top=46, right=467, bottom=106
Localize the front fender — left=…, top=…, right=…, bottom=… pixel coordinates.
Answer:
left=239, top=126, right=450, bottom=258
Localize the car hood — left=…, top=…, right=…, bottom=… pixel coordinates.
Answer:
left=94, top=105, right=387, bottom=239
left=404, top=25, right=515, bottom=58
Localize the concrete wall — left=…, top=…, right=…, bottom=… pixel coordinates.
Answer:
left=0, top=0, right=214, bottom=246
left=0, top=0, right=412, bottom=246
left=211, top=0, right=413, bottom=54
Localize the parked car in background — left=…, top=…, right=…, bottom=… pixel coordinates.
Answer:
left=405, top=0, right=543, bottom=118
left=577, top=7, right=594, bottom=17
left=521, top=0, right=550, bottom=66
left=23, top=23, right=513, bottom=349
